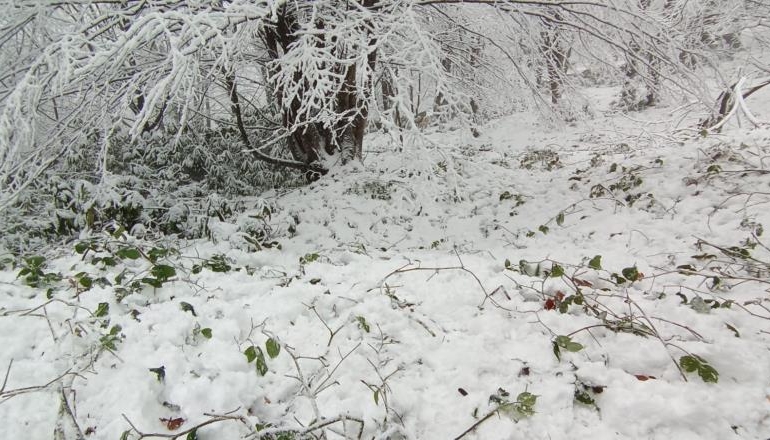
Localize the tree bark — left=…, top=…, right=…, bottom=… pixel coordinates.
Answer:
left=259, top=2, right=377, bottom=169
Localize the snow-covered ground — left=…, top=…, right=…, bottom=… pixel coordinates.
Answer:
left=2, top=92, right=770, bottom=439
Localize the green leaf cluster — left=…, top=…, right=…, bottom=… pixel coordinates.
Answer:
left=552, top=335, right=584, bottom=361
left=192, top=254, right=232, bottom=274
left=17, top=256, right=61, bottom=288
left=299, top=253, right=320, bottom=265
left=680, top=355, right=719, bottom=383
left=499, top=391, right=538, bottom=421
left=142, top=264, right=176, bottom=288
left=100, top=324, right=123, bottom=350
left=245, top=338, right=281, bottom=376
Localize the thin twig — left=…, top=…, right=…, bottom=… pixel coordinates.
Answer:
left=453, top=408, right=499, bottom=440
left=0, top=359, right=11, bottom=394
left=121, top=413, right=250, bottom=439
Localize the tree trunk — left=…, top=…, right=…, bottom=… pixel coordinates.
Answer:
left=540, top=10, right=568, bottom=105
left=260, top=2, right=376, bottom=169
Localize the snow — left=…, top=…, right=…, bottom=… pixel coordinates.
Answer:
left=2, top=96, right=770, bottom=439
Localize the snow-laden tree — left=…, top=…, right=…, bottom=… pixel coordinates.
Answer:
left=0, top=0, right=763, bottom=212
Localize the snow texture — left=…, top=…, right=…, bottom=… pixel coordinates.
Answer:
left=2, top=91, right=770, bottom=439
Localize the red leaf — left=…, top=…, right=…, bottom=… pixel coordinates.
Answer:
left=572, top=278, right=593, bottom=287
left=544, top=298, right=556, bottom=310
left=634, top=374, right=656, bottom=381
left=555, top=291, right=565, bottom=301
left=160, top=417, right=185, bottom=430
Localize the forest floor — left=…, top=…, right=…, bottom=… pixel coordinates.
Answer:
left=2, top=89, right=770, bottom=439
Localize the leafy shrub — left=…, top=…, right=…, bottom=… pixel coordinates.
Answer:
left=0, top=113, right=303, bottom=254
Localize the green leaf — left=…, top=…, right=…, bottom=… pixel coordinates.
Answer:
left=114, top=270, right=128, bottom=285
left=265, top=338, right=280, bottom=358
left=504, top=259, right=512, bottom=270
left=141, top=277, right=163, bottom=288
left=79, top=274, right=93, bottom=289
left=200, top=328, right=212, bottom=339
left=679, top=355, right=700, bottom=373
left=356, top=316, right=371, bottom=333
left=300, top=253, right=320, bottom=265
left=588, top=255, right=602, bottom=270
left=100, top=336, right=117, bottom=350
left=186, top=428, right=198, bottom=440
left=621, top=266, right=640, bottom=281
left=25, top=256, right=45, bottom=268
left=555, top=335, right=571, bottom=346
left=538, top=225, right=549, bottom=235
left=565, top=341, right=584, bottom=352
left=180, top=302, right=197, bottom=316
left=75, top=242, right=90, bottom=254
left=112, top=225, right=126, bottom=238
left=116, top=248, right=141, bottom=260
left=151, top=264, right=176, bottom=281
left=555, top=335, right=583, bottom=353
left=147, top=247, right=171, bottom=263
left=100, top=257, right=118, bottom=267
left=254, top=347, right=268, bottom=376
left=552, top=341, right=561, bottom=361
left=94, top=302, right=109, bottom=318
left=149, top=366, right=165, bottom=382
left=556, top=212, right=565, bottom=226
left=244, top=346, right=257, bottom=363
left=574, top=389, right=595, bottom=406
left=698, top=364, right=719, bottom=383
left=373, top=389, right=380, bottom=405
left=550, top=264, right=565, bottom=278
left=725, top=323, right=740, bottom=338
left=516, top=392, right=537, bottom=407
